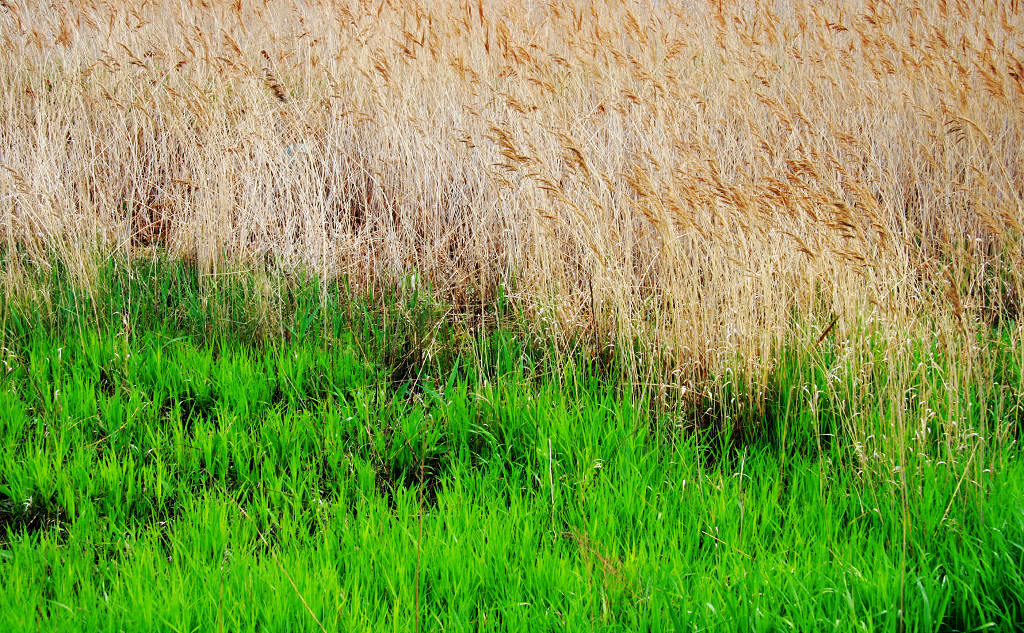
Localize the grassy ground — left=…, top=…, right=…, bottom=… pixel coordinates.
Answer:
left=1, top=260, right=1021, bottom=632
left=3, top=1, right=1023, bottom=630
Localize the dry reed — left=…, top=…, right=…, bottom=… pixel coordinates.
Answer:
left=1, top=0, right=1021, bottom=471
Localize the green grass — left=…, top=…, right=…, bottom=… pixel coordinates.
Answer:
left=0, top=259, right=1022, bottom=632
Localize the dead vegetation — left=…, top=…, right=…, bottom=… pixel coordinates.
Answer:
left=0, top=0, right=1021, bottom=403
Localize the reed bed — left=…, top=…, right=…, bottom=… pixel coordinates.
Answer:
left=1, top=0, right=1021, bottom=464
left=2, top=3, right=1024, bottom=627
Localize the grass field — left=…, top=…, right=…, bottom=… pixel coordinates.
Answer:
left=0, top=260, right=1021, bottom=632
left=1, top=0, right=1023, bottom=630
